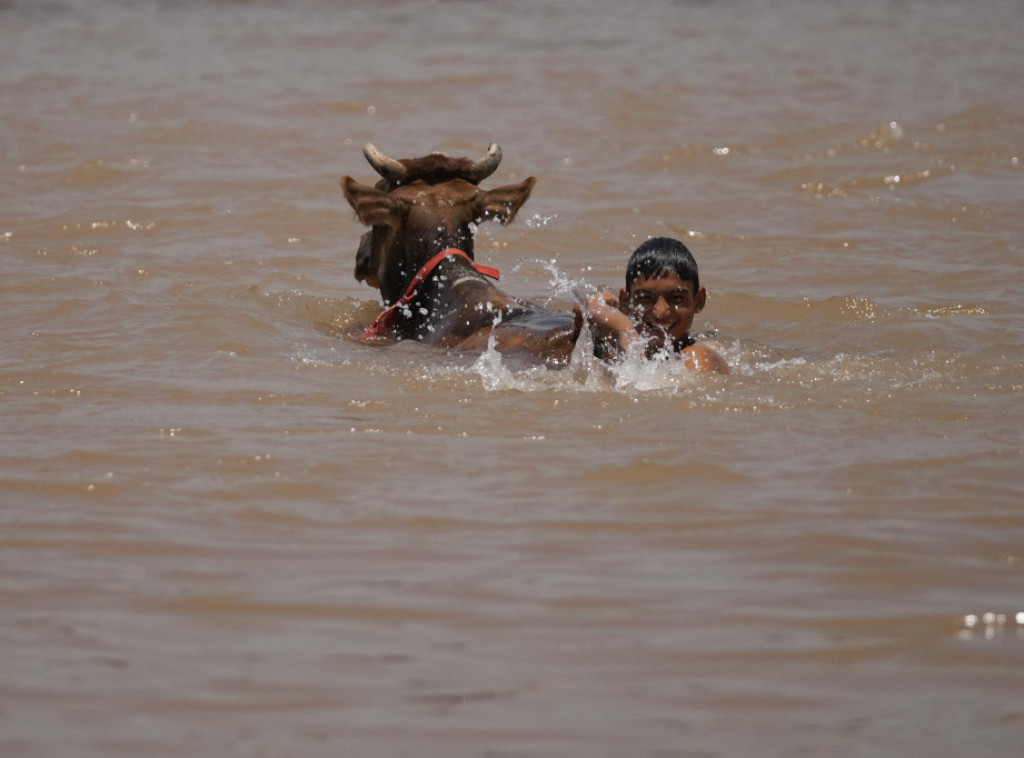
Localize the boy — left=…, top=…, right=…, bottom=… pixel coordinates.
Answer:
left=586, top=237, right=729, bottom=374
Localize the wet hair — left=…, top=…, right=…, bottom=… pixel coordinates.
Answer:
left=625, top=237, right=699, bottom=291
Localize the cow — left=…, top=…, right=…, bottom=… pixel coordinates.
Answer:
left=340, top=144, right=581, bottom=367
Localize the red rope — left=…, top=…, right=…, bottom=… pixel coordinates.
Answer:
left=358, top=248, right=499, bottom=344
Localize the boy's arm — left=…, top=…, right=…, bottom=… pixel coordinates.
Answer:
left=586, top=291, right=642, bottom=356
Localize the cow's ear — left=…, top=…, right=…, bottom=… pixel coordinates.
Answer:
left=475, top=177, right=536, bottom=225
left=341, top=176, right=402, bottom=227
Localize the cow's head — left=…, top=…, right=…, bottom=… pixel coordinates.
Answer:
left=341, top=144, right=535, bottom=305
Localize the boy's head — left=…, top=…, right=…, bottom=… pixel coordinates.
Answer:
left=620, top=237, right=707, bottom=353
left=625, top=236, right=700, bottom=292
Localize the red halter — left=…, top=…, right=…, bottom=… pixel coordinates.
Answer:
left=358, top=248, right=500, bottom=344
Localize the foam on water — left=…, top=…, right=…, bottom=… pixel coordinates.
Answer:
left=277, top=258, right=989, bottom=400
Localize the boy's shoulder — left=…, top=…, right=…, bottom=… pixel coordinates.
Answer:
left=681, top=341, right=730, bottom=374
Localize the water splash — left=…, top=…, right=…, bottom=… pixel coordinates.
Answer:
left=508, top=256, right=595, bottom=308
left=604, top=351, right=703, bottom=393
left=290, top=260, right=982, bottom=404
left=471, top=323, right=572, bottom=393
left=524, top=212, right=559, bottom=229
left=462, top=257, right=726, bottom=394
left=472, top=329, right=513, bottom=392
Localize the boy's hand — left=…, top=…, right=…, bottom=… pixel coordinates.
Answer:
left=586, top=291, right=640, bottom=353
left=587, top=291, right=626, bottom=327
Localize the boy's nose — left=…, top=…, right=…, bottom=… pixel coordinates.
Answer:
left=651, top=297, right=672, bottom=318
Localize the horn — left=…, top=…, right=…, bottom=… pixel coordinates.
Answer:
left=464, top=143, right=503, bottom=183
left=363, top=144, right=408, bottom=183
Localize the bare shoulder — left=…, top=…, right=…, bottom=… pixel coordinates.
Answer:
left=681, top=342, right=730, bottom=374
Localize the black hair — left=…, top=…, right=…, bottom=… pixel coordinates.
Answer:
left=625, top=237, right=699, bottom=291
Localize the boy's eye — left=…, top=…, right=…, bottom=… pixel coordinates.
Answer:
left=632, top=291, right=690, bottom=308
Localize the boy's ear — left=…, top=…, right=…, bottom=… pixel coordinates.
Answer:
left=475, top=177, right=536, bottom=225
left=694, top=286, right=707, bottom=313
left=341, top=176, right=403, bottom=228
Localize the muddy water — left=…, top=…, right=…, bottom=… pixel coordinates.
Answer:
left=3, top=1, right=1024, bottom=756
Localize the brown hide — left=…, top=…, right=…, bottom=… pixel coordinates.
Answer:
left=340, top=145, right=579, bottom=365
left=345, top=145, right=524, bottom=296
left=341, top=171, right=535, bottom=307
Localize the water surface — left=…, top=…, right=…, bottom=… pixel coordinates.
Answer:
left=2, top=1, right=1024, bottom=756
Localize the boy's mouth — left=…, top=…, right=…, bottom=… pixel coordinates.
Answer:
left=642, top=321, right=675, bottom=336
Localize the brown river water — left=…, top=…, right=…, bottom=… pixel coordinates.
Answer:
left=3, top=1, right=1023, bottom=756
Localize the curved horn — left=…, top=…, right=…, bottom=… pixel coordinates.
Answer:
left=464, top=143, right=503, bottom=183
left=363, top=144, right=408, bottom=183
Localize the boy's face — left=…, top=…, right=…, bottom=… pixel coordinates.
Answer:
left=620, top=273, right=707, bottom=353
